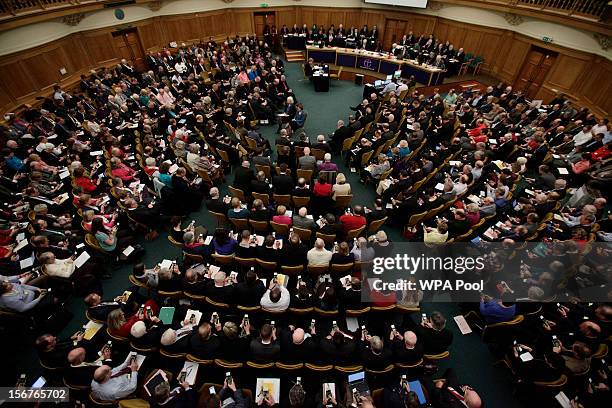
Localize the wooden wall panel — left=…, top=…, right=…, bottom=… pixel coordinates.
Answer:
left=0, top=62, right=37, bottom=101
left=276, top=9, right=296, bottom=29
left=344, top=11, right=361, bottom=29
left=329, top=11, right=345, bottom=28
left=577, top=58, right=612, bottom=116
left=84, top=32, right=116, bottom=64
left=65, top=36, right=90, bottom=72
left=498, top=37, right=530, bottom=83
left=233, top=11, right=254, bottom=34
left=545, top=54, right=589, bottom=93
left=0, top=82, right=13, bottom=111
left=313, top=9, right=330, bottom=28
left=300, top=9, right=313, bottom=26
left=210, top=12, right=228, bottom=36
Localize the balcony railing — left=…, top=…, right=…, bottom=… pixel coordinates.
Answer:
left=0, top=0, right=98, bottom=17
left=513, top=0, right=609, bottom=20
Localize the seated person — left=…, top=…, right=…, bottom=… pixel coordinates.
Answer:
left=415, top=311, right=453, bottom=355
left=227, top=197, right=249, bottom=219
left=0, top=278, right=51, bottom=313
left=272, top=205, right=292, bottom=226
left=234, top=270, right=266, bottom=307
left=260, top=279, right=290, bottom=312
left=211, top=229, right=237, bottom=255
left=188, top=322, right=221, bottom=359
left=307, top=238, right=332, bottom=266
left=250, top=323, right=280, bottom=363
left=183, top=231, right=209, bottom=257
left=91, top=354, right=139, bottom=401
left=391, top=330, right=424, bottom=365
left=360, top=334, right=392, bottom=370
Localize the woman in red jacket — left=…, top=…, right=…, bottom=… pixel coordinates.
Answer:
left=73, top=166, right=100, bottom=194
left=106, top=299, right=158, bottom=338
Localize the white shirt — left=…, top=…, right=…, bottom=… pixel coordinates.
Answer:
left=260, top=285, right=290, bottom=312
left=91, top=358, right=138, bottom=401
left=573, top=130, right=592, bottom=146
left=307, top=247, right=332, bottom=266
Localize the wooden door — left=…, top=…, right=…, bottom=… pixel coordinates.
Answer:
left=514, top=46, right=557, bottom=99
left=254, top=12, right=275, bottom=39
left=112, top=29, right=146, bottom=72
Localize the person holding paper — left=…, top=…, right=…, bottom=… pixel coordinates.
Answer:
left=91, top=354, right=139, bottom=401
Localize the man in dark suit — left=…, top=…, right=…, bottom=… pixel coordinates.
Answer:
left=320, top=329, right=357, bottom=365
left=415, top=311, right=453, bottom=355
left=359, top=334, right=392, bottom=370
left=272, top=163, right=294, bottom=195
left=189, top=322, right=221, bottom=359
left=279, top=326, right=318, bottom=363
left=251, top=171, right=272, bottom=195
left=391, top=330, right=424, bottom=365
left=205, top=272, right=234, bottom=304
left=429, top=368, right=482, bottom=408
left=292, top=178, right=312, bottom=197
left=205, top=187, right=230, bottom=214
left=233, top=160, right=256, bottom=194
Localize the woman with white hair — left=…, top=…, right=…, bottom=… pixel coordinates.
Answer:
left=143, top=157, right=158, bottom=176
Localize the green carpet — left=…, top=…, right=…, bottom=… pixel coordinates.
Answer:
left=15, top=62, right=523, bottom=407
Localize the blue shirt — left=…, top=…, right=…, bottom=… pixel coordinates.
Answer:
left=95, top=231, right=116, bottom=252
left=212, top=238, right=238, bottom=255
left=480, top=299, right=516, bottom=324
left=158, top=173, right=173, bottom=188
left=5, top=156, right=24, bottom=172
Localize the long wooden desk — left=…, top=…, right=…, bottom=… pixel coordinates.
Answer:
left=305, top=46, right=446, bottom=86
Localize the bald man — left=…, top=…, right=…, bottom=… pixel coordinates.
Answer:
left=279, top=326, right=318, bottom=363
left=91, top=354, right=139, bottom=401
left=431, top=368, right=482, bottom=408
left=391, top=330, right=424, bottom=365
left=65, top=346, right=112, bottom=387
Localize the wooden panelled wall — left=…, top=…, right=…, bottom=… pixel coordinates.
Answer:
left=0, top=6, right=609, bottom=117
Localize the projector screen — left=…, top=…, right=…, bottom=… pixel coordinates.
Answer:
left=364, top=0, right=428, bottom=8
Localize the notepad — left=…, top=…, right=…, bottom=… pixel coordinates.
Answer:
left=19, top=254, right=34, bottom=270
left=169, top=164, right=179, bottom=174
left=256, top=378, right=281, bottom=403
left=557, top=167, right=569, bottom=175
left=90, top=150, right=103, bottom=156
left=74, top=251, right=91, bottom=268
left=555, top=391, right=571, bottom=408
left=14, top=239, right=28, bottom=252
left=144, top=369, right=167, bottom=397
left=181, top=361, right=199, bottom=385
left=159, top=259, right=173, bottom=270
left=519, top=351, right=534, bottom=362
left=159, top=307, right=175, bottom=324
left=122, top=246, right=135, bottom=257
left=453, top=315, right=473, bottom=335
left=59, top=169, right=70, bottom=180
left=185, top=309, right=202, bottom=325
left=434, top=183, right=445, bottom=191
left=83, top=320, right=103, bottom=340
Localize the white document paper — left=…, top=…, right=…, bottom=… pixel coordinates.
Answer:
left=453, top=315, right=473, bottom=335
left=181, top=361, right=199, bottom=385
left=122, top=245, right=135, bottom=257
left=74, top=251, right=91, bottom=268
